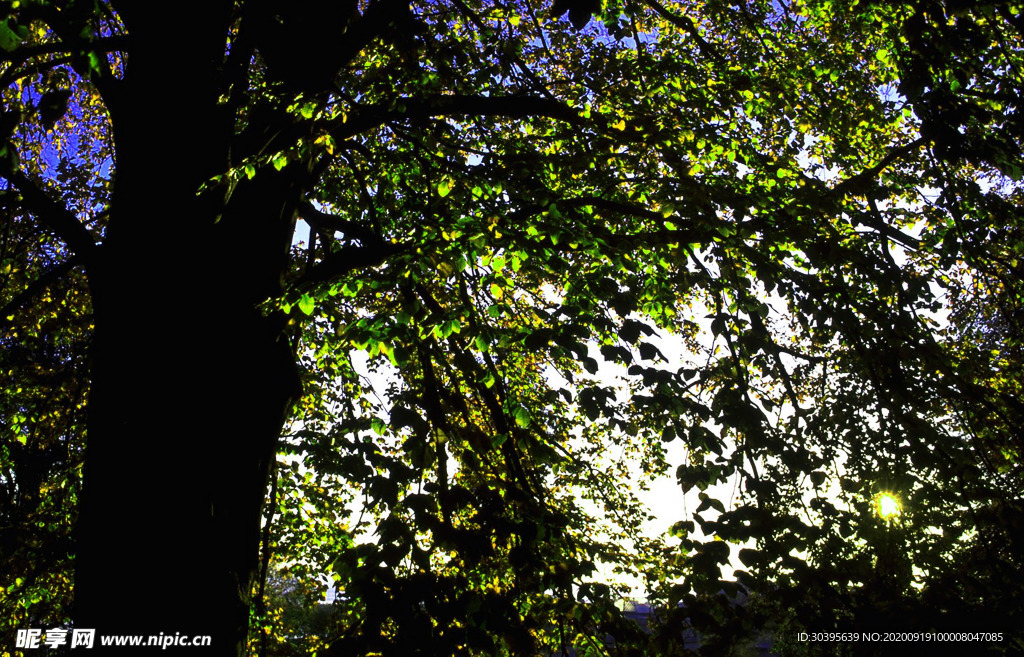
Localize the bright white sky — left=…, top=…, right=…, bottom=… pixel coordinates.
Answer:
left=339, top=303, right=744, bottom=599
left=293, top=212, right=757, bottom=599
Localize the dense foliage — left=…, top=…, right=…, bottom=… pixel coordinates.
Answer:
left=2, top=0, right=1023, bottom=655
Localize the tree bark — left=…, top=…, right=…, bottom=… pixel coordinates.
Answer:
left=73, top=9, right=302, bottom=652
left=76, top=256, right=299, bottom=655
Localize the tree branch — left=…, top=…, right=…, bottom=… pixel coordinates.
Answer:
left=330, top=0, right=413, bottom=76
left=9, top=2, right=126, bottom=102
left=238, top=91, right=582, bottom=164
left=832, top=138, right=926, bottom=197
left=0, top=56, right=74, bottom=90
left=294, top=241, right=402, bottom=287
left=298, top=202, right=378, bottom=244
left=0, top=35, right=131, bottom=64
left=559, top=196, right=669, bottom=221
left=449, top=0, right=560, bottom=104
left=3, top=172, right=96, bottom=258
left=332, top=94, right=583, bottom=141
left=641, top=0, right=725, bottom=65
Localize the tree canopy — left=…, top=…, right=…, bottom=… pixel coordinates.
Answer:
left=1, top=0, right=1023, bottom=655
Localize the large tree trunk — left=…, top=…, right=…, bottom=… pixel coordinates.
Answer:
left=74, top=10, right=302, bottom=653
left=77, top=261, right=298, bottom=655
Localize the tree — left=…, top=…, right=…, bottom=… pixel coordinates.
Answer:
left=2, top=0, right=1022, bottom=656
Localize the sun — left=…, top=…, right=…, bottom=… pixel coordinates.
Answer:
left=875, top=492, right=902, bottom=522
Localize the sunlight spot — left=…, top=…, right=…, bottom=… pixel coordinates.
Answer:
left=874, top=492, right=902, bottom=522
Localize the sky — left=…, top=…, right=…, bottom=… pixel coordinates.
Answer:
left=328, top=283, right=749, bottom=600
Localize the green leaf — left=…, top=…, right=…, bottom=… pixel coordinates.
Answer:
left=0, top=21, right=24, bottom=52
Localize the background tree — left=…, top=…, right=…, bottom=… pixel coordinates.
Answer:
left=2, top=0, right=1023, bottom=656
